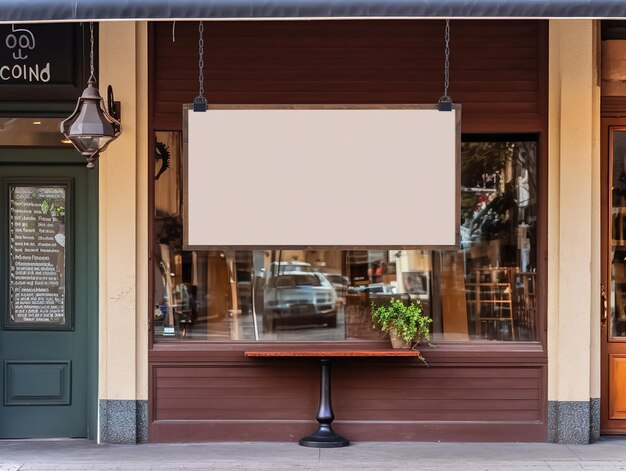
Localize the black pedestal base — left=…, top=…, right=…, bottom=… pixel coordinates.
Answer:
left=299, top=357, right=350, bottom=448
left=299, top=424, right=350, bottom=448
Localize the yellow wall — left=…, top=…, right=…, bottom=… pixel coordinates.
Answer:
left=98, top=22, right=149, bottom=403
left=548, top=20, right=601, bottom=402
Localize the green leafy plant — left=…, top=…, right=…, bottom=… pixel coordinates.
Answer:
left=371, top=298, right=432, bottom=346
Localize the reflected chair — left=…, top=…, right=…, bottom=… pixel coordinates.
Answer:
left=473, top=267, right=515, bottom=341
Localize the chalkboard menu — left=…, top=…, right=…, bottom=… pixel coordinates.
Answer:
left=9, top=185, right=67, bottom=326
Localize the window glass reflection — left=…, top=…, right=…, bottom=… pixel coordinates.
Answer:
left=153, top=133, right=537, bottom=342
left=611, top=130, right=626, bottom=338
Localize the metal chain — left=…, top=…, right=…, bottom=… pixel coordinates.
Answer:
left=438, top=19, right=452, bottom=105
left=198, top=21, right=205, bottom=99
left=194, top=21, right=207, bottom=110
left=89, top=22, right=96, bottom=83
left=443, top=19, right=450, bottom=99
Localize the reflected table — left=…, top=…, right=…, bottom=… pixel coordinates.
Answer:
left=244, top=349, right=421, bottom=448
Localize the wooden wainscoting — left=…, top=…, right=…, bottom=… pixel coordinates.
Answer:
left=149, top=345, right=546, bottom=442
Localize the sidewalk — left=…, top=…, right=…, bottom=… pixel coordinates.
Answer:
left=2, top=438, right=626, bottom=470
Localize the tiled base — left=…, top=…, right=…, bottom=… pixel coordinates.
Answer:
left=590, top=398, right=600, bottom=443
left=137, top=400, right=148, bottom=443
left=99, top=399, right=148, bottom=444
left=547, top=399, right=600, bottom=444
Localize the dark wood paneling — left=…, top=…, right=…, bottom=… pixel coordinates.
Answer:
left=150, top=354, right=545, bottom=441
left=155, top=370, right=541, bottom=411
left=152, top=20, right=545, bottom=132
left=149, top=420, right=545, bottom=443
left=148, top=344, right=547, bottom=441
left=602, top=96, right=626, bottom=117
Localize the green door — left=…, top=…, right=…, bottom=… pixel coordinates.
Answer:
left=0, top=150, right=96, bottom=438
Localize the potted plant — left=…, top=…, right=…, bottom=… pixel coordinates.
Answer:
left=371, top=298, right=432, bottom=350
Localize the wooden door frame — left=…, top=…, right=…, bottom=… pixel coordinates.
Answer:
left=0, top=150, right=99, bottom=440
left=601, top=117, right=626, bottom=433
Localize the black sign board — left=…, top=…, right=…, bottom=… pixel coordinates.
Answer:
left=0, top=24, right=89, bottom=104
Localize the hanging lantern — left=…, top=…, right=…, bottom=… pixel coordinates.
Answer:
left=60, top=23, right=121, bottom=169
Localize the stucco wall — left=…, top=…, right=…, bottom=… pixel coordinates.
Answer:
left=97, top=21, right=148, bottom=442
left=548, top=19, right=600, bottom=407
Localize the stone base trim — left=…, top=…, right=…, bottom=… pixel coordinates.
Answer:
left=590, top=398, right=600, bottom=443
left=99, top=399, right=148, bottom=444
left=137, top=400, right=148, bottom=443
left=548, top=399, right=600, bottom=444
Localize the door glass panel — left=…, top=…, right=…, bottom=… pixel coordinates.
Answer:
left=0, top=118, right=71, bottom=147
left=611, top=130, right=626, bottom=338
left=8, top=184, right=67, bottom=327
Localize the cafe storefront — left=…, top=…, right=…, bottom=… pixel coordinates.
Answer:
left=147, top=19, right=548, bottom=443
left=0, top=1, right=623, bottom=445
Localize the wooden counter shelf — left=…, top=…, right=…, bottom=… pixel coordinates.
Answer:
left=244, top=349, right=420, bottom=358
left=244, top=348, right=421, bottom=448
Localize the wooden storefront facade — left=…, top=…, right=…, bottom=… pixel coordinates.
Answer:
left=147, top=20, right=549, bottom=443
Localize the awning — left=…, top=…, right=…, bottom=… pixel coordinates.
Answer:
left=1, top=0, right=626, bottom=23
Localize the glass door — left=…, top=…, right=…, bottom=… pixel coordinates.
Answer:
left=603, top=126, right=626, bottom=433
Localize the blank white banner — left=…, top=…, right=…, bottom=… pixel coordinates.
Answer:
left=184, top=106, right=460, bottom=248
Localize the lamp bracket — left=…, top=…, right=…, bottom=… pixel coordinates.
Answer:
left=107, top=85, right=121, bottom=121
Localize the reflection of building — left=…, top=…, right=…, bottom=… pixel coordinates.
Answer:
left=0, top=5, right=623, bottom=447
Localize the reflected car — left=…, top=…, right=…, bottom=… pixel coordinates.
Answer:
left=324, top=274, right=349, bottom=305
left=348, top=283, right=394, bottom=294
left=263, top=272, right=337, bottom=331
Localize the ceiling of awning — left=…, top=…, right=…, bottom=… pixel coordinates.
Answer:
left=1, top=0, right=626, bottom=23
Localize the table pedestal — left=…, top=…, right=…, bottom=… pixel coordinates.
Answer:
left=244, top=349, right=420, bottom=448
left=299, top=358, right=350, bottom=448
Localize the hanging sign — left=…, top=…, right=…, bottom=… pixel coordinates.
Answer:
left=184, top=104, right=461, bottom=249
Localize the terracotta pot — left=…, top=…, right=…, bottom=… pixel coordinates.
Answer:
left=389, top=328, right=411, bottom=349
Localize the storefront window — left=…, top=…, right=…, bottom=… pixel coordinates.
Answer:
left=153, top=132, right=537, bottom=342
